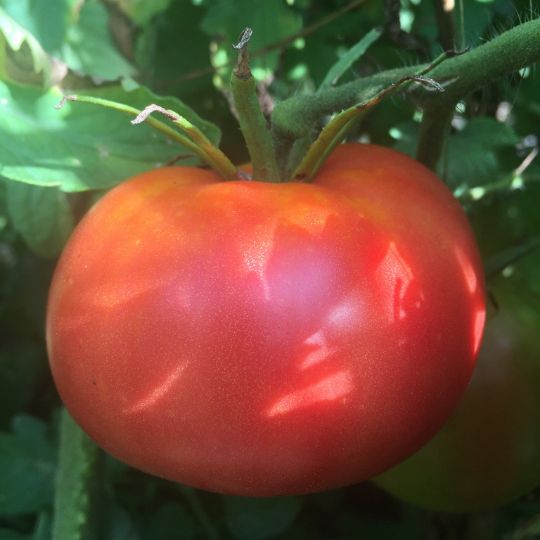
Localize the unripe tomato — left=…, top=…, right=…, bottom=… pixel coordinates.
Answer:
left=46, top=144, right=485, bottom=496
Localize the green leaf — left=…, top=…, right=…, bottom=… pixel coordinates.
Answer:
left=0, top=415, right=56, bottom=516
left=0, top=0, right=69, bottom=52
left=6, top=183, right=74, bottom=257
left=446, top=117, right=519, bottom=191
left=201, top=0, right=302, bottom=81
left=0, top=7, right=54, bottom=86
left=60, top=0, right=135, bottom=81
left=104, top=505, right=141, bottom=540
left=134, top=1, right=214, bottom=99
left=0, top=530, right=32, bottom=540
left=510, top=513, right=540, bottom=539
left=1, top=0, right=133, bottom=82
left=33, top=513, right=52, bottom=540
left=319, top=28, right=381, bottom=90
left=142, top=503, right=197, bottom=540
left=0, top=345, right=45, bottom=428
left=0, top=80, right=221, bottom=192
left=52, top=409, right=101, bottom=540
left=111, top=0, right=174, bottom=26
left=223, top=496, right=302, bottom=540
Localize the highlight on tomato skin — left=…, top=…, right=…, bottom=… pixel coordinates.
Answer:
left=45, top=144, right=486, bottom=496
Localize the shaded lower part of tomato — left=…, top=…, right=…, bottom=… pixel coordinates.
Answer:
left=46, top=144, right=485, bottom=496
left=373, top=265, right=540, bottom=512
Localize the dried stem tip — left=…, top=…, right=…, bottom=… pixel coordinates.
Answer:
left=233, top=27, right=253, bottom=79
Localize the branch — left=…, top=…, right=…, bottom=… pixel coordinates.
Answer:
left=271, top=66, right=414, bottom=142
left=271, top=17, right=540, bottom=155
left=417, top=16, right=540, bottom=168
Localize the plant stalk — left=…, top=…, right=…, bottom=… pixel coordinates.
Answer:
left=52, top=409, right=102, bottom=540
left=56, top=95, right=237, bottom=179
left=271, top=16, right=540, bottom=160
left=231, top=28, right=280, bottom=182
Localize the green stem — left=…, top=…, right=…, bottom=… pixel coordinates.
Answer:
left=416, top=101, right=454, bottom=170
left=52, top=409, right=102, bottom=540
left=271, top=66, right=412, bottom=143
left=131, top=104, right=237, bottom=179
left=231, top=28, right=280, bottom=181
left=291, top=53, right=450, bottom=181
left=56, top=95, right=237, bottom=179
left=418, top=17, right=540, bottom=169
left=272, top=17, right=540, bottom=148
left=432, top=0, right=456, bottom=50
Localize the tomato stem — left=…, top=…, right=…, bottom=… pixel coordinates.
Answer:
left=272, top=17, right=540, bottom=171
left=231, top=28, right=281, bottom=182
left=55, top=95, right=238, bottom=180
left=291, top=53, right=452, bottom=182
left=131, top=104, right=238, bottom=179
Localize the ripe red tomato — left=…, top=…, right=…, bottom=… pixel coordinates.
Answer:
left=46, top=144, right=485, bottom=496
left=374, top=269, right=540, bottom=512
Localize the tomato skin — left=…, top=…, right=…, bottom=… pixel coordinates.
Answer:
left=46, top=144, right=485, bottom=496
left=374, top=275, right=540, bottom=512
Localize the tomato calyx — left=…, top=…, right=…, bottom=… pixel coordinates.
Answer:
left=55, top=29, right=463, bottom=186
left=231, top=28, right=281, bottom=183
left=55, top=94, right=238, bottom=180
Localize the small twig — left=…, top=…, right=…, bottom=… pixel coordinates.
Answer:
left=55, top=95, right=77, bottom=109
left=233, top=27, right=253, bottom=80
left=131, top=103, right=179, bottom=124
left=514, top=147, right=538, bottom=177
left=432, top=0, right=457, bottom=50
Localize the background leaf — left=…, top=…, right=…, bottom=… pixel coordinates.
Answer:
left=319, top=28, right=381, bottom=90
left=0, top=530, right=33, bottom=540
left=51, top=409, right=101, bottom=540
left=6, top=183, right=74, bottom=258
left=201, top=0, right=302, bottom=81
left=0, top=81, right=221, bottom=192
left=0, top=415, right=56, bottom=516
left=59, top=0, right=135, bottom=81
left=0, top=343, right=44, bottom=428
left=0, top=7, right=54, bottom=86
left=223, top=496, right=302, bottom=540
left=110, top=0, right=174, bottom=26
left=0, top=0, right=133, bottom=82
left=142, top=503, right=197, bottom=540
left=447, top=117, right=519, bottom=191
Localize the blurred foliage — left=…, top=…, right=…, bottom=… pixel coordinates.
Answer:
left=0, top=0, right=539, bottom=539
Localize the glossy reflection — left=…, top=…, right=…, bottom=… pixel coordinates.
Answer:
left=454, top=245, right=486, bottom=358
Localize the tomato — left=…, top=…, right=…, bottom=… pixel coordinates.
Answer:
left=373, top=195, right=540, bottom=512
left=46, top=144, right=485, bottom=496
